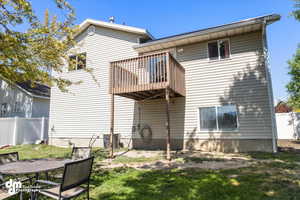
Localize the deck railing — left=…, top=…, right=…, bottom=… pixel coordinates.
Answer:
left=109, top=52, right=185, bottom=97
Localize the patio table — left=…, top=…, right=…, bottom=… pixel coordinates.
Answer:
left=0, top=158, right=70, bottom=175
left=0, top=158, right=71, bottom=199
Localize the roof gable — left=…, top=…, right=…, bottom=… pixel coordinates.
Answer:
left=75, top=19, right=154, bottom=40
left=16, top=81, right=50, bottom=99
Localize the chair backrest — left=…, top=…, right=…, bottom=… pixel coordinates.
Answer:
left=0, top=152, right=19, bottom=165
left=71, top=147, right=92, bottom=160
left=60, top=157, right=94, bottom=192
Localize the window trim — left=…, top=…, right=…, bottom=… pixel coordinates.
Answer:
left=207, top=38, right=231, bottom=61
left=197, top=105, right=239, bottom=133
left=68, top=52, right=87, bottom=72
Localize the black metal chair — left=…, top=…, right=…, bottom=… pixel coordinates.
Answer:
left=0, top=152, right=23, bottom=200
left=38, top=157, right=94, bottom=200
left=0, top=152, right=20, bottom=183
left=0, top=152, right=19, bottom=165
left=49, top=146, right=92, bottom=180
left=71, top=147, right=92, bottom=160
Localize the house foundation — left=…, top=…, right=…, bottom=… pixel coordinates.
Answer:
left=49, top=137, right=273, bottom=152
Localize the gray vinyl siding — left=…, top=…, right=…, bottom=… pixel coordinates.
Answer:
left=48, top=26, right=140, bottom=138
left=32, top=98, right=50, bottom=118
left=180, top=31, right=272, bottom=139
left=49, top=28, right=273, bottom=143
left=0, top=79, right=33, bottom=118
left=137, top=31, right=272, bottom=140
left=0, top=79, right=50, bottom=118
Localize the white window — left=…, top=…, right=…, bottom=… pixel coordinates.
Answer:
left=199, top=105, right=238, bottom=131
left=13, top=101, right=21, bottom=113
left=0, top=103, right=8, bottom=117
left=208, top=39, right=230, bottom=60
left=68, top=52, right=86, bottom=71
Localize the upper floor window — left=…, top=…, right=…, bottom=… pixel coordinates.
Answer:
left=199, top=105, right=238, bottom=131
left=208, top=39, right=230, bottom=60
left=0, top=103, right=8, bottom=117
left=68, top=53, right=86, bottom=71
left=13, top=101, right=21, bottom=113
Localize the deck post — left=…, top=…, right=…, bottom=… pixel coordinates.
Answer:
left=109, top=94, right=115, bottom=158
left=165, top=88, right=171, bottom=160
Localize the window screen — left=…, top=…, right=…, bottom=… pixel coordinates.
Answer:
left=219, top=40, right=230, bottom=59
left=208, top=41, right=219, bottom=60
left=217, top=105, right=238, bottom=130
left=199, top=107, right=217, bottom=130
left=0, top=103, right=8, bottom=117
left=208, top=39, right=230, bottom=60
left=68, top=53, right=86, bottom=71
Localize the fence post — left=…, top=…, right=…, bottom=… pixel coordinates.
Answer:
left=12, top=117, right=18, bottom=145
left=41, top=117, right=45, bottom=141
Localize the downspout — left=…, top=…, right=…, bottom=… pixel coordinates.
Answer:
left=262, top=20, right=278, bottom=153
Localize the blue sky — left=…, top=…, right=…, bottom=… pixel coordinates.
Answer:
left=31, top=0, right=300, bottom=102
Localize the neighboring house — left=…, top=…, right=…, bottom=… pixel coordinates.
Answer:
left=0, top=79, right=50, bottom=118
left=49, top=14, right=280, bottom=152
left=275, top=101, right=292, bottom=113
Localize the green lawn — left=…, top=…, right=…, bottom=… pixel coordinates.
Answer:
left=1, top=145, right=300, bottom=200
left=0, top=144, right=72, bottom=160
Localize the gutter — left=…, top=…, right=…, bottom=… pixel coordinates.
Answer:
left=262, top=20, right=278, bottom=153
left=134, top=14, right=280, bottom=50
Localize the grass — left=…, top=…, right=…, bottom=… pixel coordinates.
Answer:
left=1, top=145, right=300, bottom=200
left=90, top=165, right=300, bottom=200
left=183, top=157, right=226, bottom=163
left=0, top=144, right=72, bottom=159
left=0, top=144, right=107, bottom=163
left=245, top=150, right=300, bottom=162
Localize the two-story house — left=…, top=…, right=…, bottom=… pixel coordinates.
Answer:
left=49, top=14, right=280, bottom=152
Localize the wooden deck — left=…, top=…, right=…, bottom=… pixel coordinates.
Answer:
left=109, top=52, right=185, bottom=100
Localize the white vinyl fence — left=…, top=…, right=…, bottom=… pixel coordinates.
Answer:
left=276, top=112, right=300, bottom=140
left=0, top=117, right=48, bottom=147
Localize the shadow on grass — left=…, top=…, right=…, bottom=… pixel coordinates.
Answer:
left=183, top=157, right=227, bottom=163
left=87, top=166, right=300, bottom=200
left=245, top=147, right=300, bottom=163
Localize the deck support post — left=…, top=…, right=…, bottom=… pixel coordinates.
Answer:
left=109, top=93, right=115, bottom=158
left=165, top=88, right=171, bottom=161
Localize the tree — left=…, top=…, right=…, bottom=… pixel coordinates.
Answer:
left=292, top=0, right=300, bottom=20
left=0, top=0, right=77, bottom=91
left=287, top=48, right=300, bottom=108
left=287, top=0, right=300, bottom=108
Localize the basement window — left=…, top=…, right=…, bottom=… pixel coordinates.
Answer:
left=68, top=53, right=86, bottom=71
left=208, top=39, right=230, bottom=60
left=199, top=105, right=238, bottom=131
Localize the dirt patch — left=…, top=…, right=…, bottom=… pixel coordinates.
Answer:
left=100, top=159, right=253, bottom=170
left=101, top=150, right=255, bottom=170
left=114, top=150, right=164, bottom=158
left=175, top=151, right=252, bottom=161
